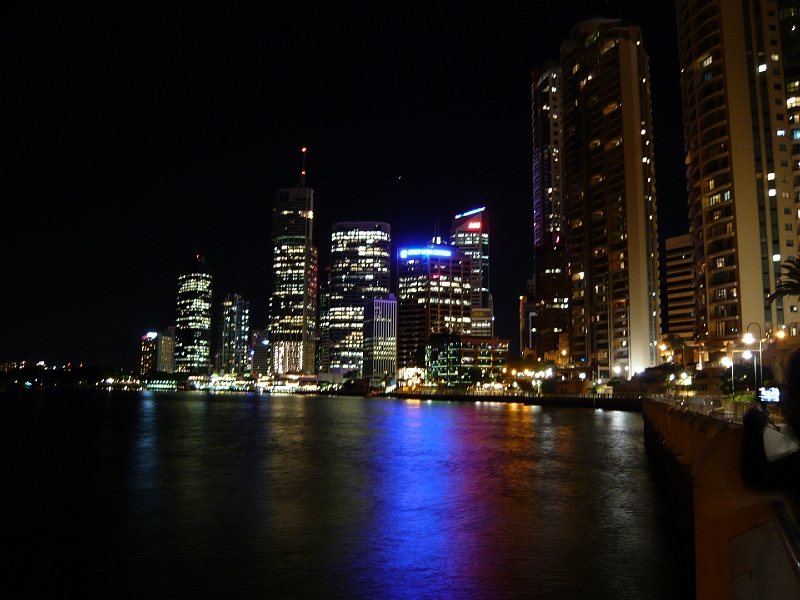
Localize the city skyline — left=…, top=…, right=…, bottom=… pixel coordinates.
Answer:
left=4, top=2, right=686, bottom=368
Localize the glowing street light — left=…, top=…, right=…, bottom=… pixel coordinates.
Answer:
left=743, top=323, right=763, bottom=390
left=721, top=356, right=734, bottom=394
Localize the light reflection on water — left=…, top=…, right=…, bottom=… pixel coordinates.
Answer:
left=3, top=391, right=692, bottom=599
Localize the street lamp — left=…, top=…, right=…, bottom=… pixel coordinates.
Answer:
left=721, top=356, right=734, bottom=395
left=743, top=322, right=763, bottom=390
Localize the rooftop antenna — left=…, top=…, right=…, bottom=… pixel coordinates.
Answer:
left=298, top=146, right=307, bottom=188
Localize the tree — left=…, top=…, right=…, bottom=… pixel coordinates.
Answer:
left=666, top=334, right=686, bottom=367
left=768, top=256, right=800, bottom=304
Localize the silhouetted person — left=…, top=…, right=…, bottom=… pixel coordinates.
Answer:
left=741, top=351, right=800, bottom=492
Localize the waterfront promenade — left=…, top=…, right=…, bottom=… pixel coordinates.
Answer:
left=643, top=396, right=800, bottom=599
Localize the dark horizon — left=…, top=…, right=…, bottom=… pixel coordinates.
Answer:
left=3, top=1, right=686, bottom=369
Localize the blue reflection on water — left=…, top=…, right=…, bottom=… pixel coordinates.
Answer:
left=3, top=391, right=692, bottom=599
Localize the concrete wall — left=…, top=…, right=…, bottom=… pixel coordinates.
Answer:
left=643, top=400, right=799, bottom=600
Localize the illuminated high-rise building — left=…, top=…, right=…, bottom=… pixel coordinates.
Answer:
left=268, top=186, right=318, bottom=375
left=140, top=330, right=175, bottom=375
left=676, top=0, right=800, bottom=359
left=363, top=295, right=398, bottom=386
left=450, top=207, right=493, bottom=337
left=317, top=266, right=332, bottom=373
left=328, top=222, right=392, bottom=376
left=530, top=62, right=570, bottom=361
left=560, top=19, right=660, bottom=379
left=396, top=243, right=471, bottom=372
left=217, top=294, right=250, bottom=375
left=140, top=333, right=158, bottom=375
left=174, top=255, right=213, bottom=374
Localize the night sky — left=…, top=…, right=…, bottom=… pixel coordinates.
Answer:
left=3, top=1, right=685, bottom=368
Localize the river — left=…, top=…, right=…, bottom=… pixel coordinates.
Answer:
left=2, top=391, right=693, bottom=598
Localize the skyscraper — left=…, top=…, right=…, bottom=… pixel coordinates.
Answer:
left=530, top=62, right=570, bottom=360
left=450, top=207, right=493, bottom=337
left=560, top=19, right=660, bottom=379
left=396, top=244, right=471, bottom=373
left=174, top=255, right=213, bottom=374
left=677, top=0, right=800, bottom=358
left=268, top=186, right=318, bottom=375
left=217, top=294, right=250, bottom=375
left=328, top=222, right=392, bottom=376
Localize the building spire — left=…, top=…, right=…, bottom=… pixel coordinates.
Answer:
left=298, top=146, right=307, bottom=187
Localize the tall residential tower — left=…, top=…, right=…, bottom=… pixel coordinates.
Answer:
left=560, top=19, right=660, bottom=379
left=530, top=62, right=570, bottom=360
left=677, top=0, right=800, bottom=357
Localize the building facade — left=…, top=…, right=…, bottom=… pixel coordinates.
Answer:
left=328, top=222, right=392, bottom=376
left=363, top=295, right=398, bottom=386
left=663, top=234, right=695, bottom=343
left=217, top=294, right=250, bottom=375
left=425, top=334, right=508, bottom=386
left=268, top=187, right=318, bottom=375
left=530, top=62, right=570, bottom=360
left=140, top=330, right=175, bottom=375
left=450, top=207, right=493, bottom=337
left=175, top=255, right=213, bottom=374
left=560, top=19, right=660, bottom=379
left=677, top=0, right=800, bottom=358
left=396, top=244, right=471, bottom=372
left=250, top=328, right=270, bottom=376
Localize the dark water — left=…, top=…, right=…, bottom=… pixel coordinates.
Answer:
left=2, top=391, right=693, bottom=599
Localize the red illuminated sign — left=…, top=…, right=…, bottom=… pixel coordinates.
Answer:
left=467, top=221, right=481, bottom=230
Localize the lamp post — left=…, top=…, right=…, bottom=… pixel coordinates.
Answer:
left=721, top=356, right=734, bottom=395
left=743, top=322, right=763, bottom=391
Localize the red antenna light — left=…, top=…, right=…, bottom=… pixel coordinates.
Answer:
left=299, top=147, right=308, bottom=187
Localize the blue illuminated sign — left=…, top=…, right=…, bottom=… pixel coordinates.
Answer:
left=399, top=248, right=453, bottom=259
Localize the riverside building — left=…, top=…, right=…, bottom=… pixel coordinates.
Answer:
left=676, top=0, right=800, bottom=359
left=217, top=294, right=250, bottom=375
left=140, top=330, right=175, bottom=375
left=396, top=243, right=471, bottom=374
left=328, top=222, right=392, bottom=376
left=560, top=19, right=661, bottom=379
left=174, top=255, right=213, bottom=374
left=530, top=62, right=570, bottom=361
left=450, top=208, right=493, bottom=337
left=268, top=186, right=318, bottom=375
left=363, top=295, right=398, bottom=386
